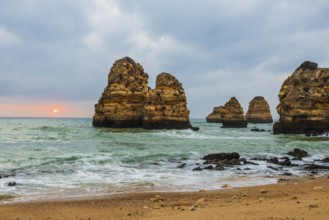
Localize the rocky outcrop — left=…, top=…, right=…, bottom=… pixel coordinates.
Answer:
left=221, top=97, right=248, bottom=128
left=245, top=96, right=273, bottom=123
left=206, top=106, right=224, bottom=123
left=143, top=73, right=192, bottom=129
left=93, top=57, right=150, bottom=127
left=93, top=57, right=193, bottom=130
left=273, top=61, right=329, bottom=135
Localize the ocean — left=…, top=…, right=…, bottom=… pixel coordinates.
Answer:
left=0, top=118, right=328, bottom=203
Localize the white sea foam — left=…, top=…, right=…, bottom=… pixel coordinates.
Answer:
left=0, top=118, right=329, bottom=203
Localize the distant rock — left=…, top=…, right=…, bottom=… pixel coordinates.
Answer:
left=221, top=97, right=248, bottom=128
left=245, top=96, right=273, bottom=123
left=273, top=61, right=329, bottom=135
left=93, top=57, right=149, bottom=128
left=93, top=57, right=194, bottom=130
left=206, top=106, right=224, bottom=123
left=143, top=73, right=192, bottom=129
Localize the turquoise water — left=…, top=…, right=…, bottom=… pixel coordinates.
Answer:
left=0, top=118, right=328, bottom=203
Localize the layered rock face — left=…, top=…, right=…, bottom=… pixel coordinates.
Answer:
left=143, top=73, right=192, bottom=129
left=273, top=61, right=329, bottom=135
left=93, top=57, right=150, bottom=127
left=221, top=97, right=248, bottom=128
left=93, top=57, right=193, bottom=130
left=206, top=106, right=225, bottom=123
left=245, top=96, right=273, bottom=123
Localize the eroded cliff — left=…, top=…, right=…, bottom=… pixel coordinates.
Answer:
left=273, top=61, right=329, bottom=135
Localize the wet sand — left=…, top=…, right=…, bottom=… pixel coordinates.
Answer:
left=1, top=177, right=329, bottom=220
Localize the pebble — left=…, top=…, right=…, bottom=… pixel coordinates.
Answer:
left=313, top=187, right=322, bottom=190
left=291, top=196, right=298, bottom=200
left=309, top=204, right=318, bottom=208
left=151, top=195, right=163, bottom=202
left=195, top=198, right=207, bottom=204
left=189, top=206, right=196, bottom=211
left=260, top=189, right=268, bottom=194
left=221, top=184, right=231, bottom=189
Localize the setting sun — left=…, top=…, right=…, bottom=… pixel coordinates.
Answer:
left=53, top=109, right=59, bottom=113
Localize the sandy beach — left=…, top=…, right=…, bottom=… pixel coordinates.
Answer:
left=1, top=176, right=328, bottom=220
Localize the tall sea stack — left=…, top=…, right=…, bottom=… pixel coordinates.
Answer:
left=221, top=97, right=248, bottom=128
left=245, top=96, right=273, bottom=123
left=93, top=57, right=193, bottom=130
left=143, top=73, right=192, bottom=129
left=273, top=61, right=329, bottom=135
left=206, top=106, right=224, bottom=123
left=93, top=57, right=149, bottom=127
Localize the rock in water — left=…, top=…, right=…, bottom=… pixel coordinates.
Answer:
left=93, top=57, right=150, bottom=127
left=245, top=96, right=273, bottom=123
left=273, top=61, right=329, bottom=135
left=93, top=57, right=193, bottom=130
left=143, top=73, right=192, bottom=129
left=221, top=97, right=248, bottom=128
left=206, top=106, right=224, bottom=123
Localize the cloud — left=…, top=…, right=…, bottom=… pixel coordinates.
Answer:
left=1, top=0, right=329, bottom=118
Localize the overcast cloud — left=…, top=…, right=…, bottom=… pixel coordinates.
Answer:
left=1, top=0, right=329, bottom=118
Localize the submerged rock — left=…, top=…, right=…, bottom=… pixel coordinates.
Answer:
left=143, top=73, right=192, bottom=129
left=273, top=61, right=329, bottom=135
left=206, top=106, right=225, bottom=123
left=287, top=148, right=308, bottom=159
left=245, top=96, right=273, bottom=123
left=93, top=57, right=193, bottom=130
left=221, top=97, right=248, bottom=128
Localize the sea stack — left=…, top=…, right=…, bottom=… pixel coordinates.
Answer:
left=273, top=61, right=329, bottom=135
left=245, top=96, right=273, bottom=123
left=206, top=106, right=225, bottom=123
left=93, top=57, right=194, bottom=130
left=221, top=97, right=248, bottom=128
left=93, top=57, right=149, bottom=127
left=143, top=73, right=192, bottom=129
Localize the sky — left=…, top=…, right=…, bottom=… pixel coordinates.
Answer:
left=1, top=0, right=329, bottom=119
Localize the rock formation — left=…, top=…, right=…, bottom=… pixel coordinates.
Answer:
left=245, top=96, right=273, bottom=123
left=273, top=61, right=329, bottom=135
left=93, top=57, right=149, bottom=127
left=143, top=72, right=192, bottom=129
left=206, top=106, right=225, bottom=123
left=93, top=57, right=194, bottom=130
left=221, top=97, right=248, bottom=128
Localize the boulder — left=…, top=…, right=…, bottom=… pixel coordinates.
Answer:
left=221, top=97, right=248, bottom=128
left=93, top=57, right=150, bottom=127
left=143, top=72, right=192, bottom=129
left=287, top=148, right=308, bottom=159
left=245, top=96, right=273, bottom=123
left=206, top=106, right=224, bottom=123
left=273, top=61, right=329, bottom=135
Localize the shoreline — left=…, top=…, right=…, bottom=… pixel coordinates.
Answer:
left=1, top=176, right=329, bottom=220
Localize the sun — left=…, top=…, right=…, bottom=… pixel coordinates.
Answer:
left=52, top=109, right=59, bottom=113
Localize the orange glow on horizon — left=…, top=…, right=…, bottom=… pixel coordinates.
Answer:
left=0, top=100, right=94, bottom=118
